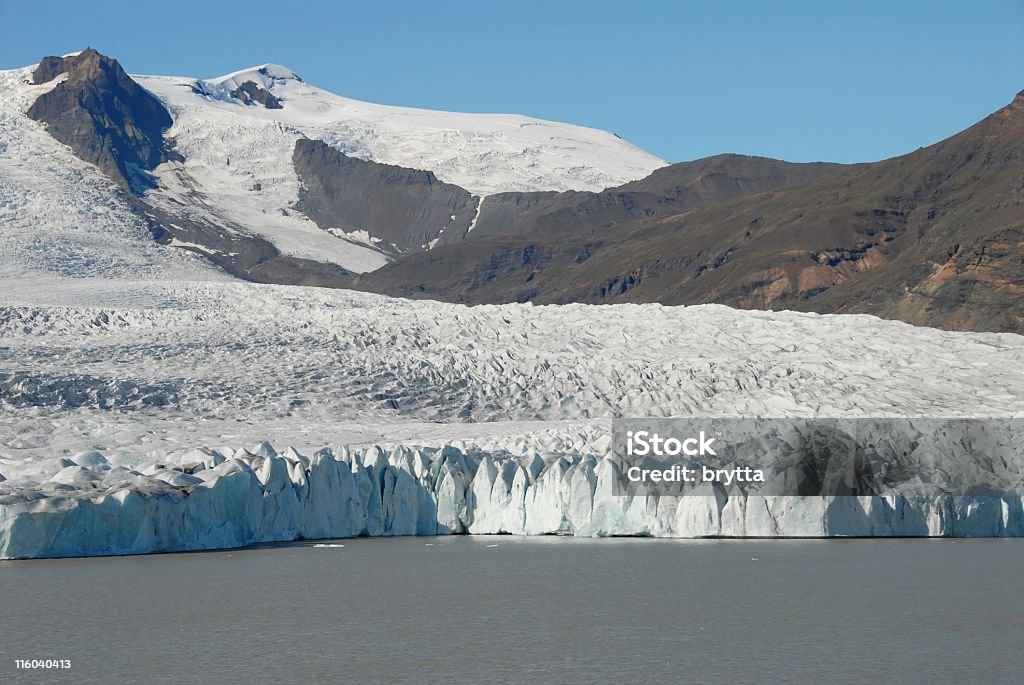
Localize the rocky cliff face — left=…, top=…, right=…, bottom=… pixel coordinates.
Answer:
left=293, top=139, right=480, bottom=254
left=27, top=49, right=175, bottom=192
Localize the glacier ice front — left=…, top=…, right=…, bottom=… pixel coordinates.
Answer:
left=2, top=441, right=1023, bottom=559
left=1, top=281, right=1023, bottom=559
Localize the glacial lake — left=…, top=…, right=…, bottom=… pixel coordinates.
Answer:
left=1, top=537, right=1021, bottom=684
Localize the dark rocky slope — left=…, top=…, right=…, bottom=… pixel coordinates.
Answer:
left=27, top=49, right=175, bottom=192
left=293, top=139, right=479, bottom=254
left=466, top=155, right=847, bottom=239
left=293, top=140, right=845, bottom=258
left=351, top=94, right=1024, bottom=333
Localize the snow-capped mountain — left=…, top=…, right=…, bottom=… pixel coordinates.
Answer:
left=0, top=63, right=223, bottom=284
left=136, top=63, right=665, bottom=267
left=2, top=50, right=666, bottom=281
left=142, top=62, right=666, bottom=196
left=6, top=49, right=1022, bottom=333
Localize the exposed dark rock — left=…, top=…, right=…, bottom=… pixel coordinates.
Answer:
left=350, top=94, right=1024, bottom=333
left=293, top=139, right=479, bottom=254
left=466, top=155, right=848, bottom=240
left=230, top=80, right=283, bottom=109
left=26, top=48, right=176, bottom=193
left=31, top=55, right=77, bottom=84
left=348, top=155, right=848, bottom=300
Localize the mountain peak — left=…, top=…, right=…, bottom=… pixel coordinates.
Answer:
left=30, top=47, right=116, bottom=85
left=255, top=64, right=303, bottom=82
left=198, top=64, right=304, bottom=110
left=211, top=63, right=303, bottom=87
left=25, top=47, right=174, bottom=193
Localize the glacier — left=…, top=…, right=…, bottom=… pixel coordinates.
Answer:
left=3, top=440, right=1023, bottom=559
left=1, top=278, right=1023, bottom=558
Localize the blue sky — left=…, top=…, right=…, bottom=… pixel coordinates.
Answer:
left=1, top=0, right=1021, bottom=164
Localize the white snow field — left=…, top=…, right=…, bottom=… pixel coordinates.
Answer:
left=140, top=63, right=666, bottom=196
left=132, top=64, right=666, bottom=269
left=2, top=277, right=1024, bottom=558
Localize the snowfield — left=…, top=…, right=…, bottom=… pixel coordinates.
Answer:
left=139, top=63, right=666, bottom=196
left=134, top=64, right=666, bottom=271
left=1, top=278, right=1023, bottom=558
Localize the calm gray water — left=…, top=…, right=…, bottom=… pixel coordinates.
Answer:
left=1, top=537, right=1021, bottom=685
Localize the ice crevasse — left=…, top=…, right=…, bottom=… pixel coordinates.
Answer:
left=1, top=442, right=1022, bottom=559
